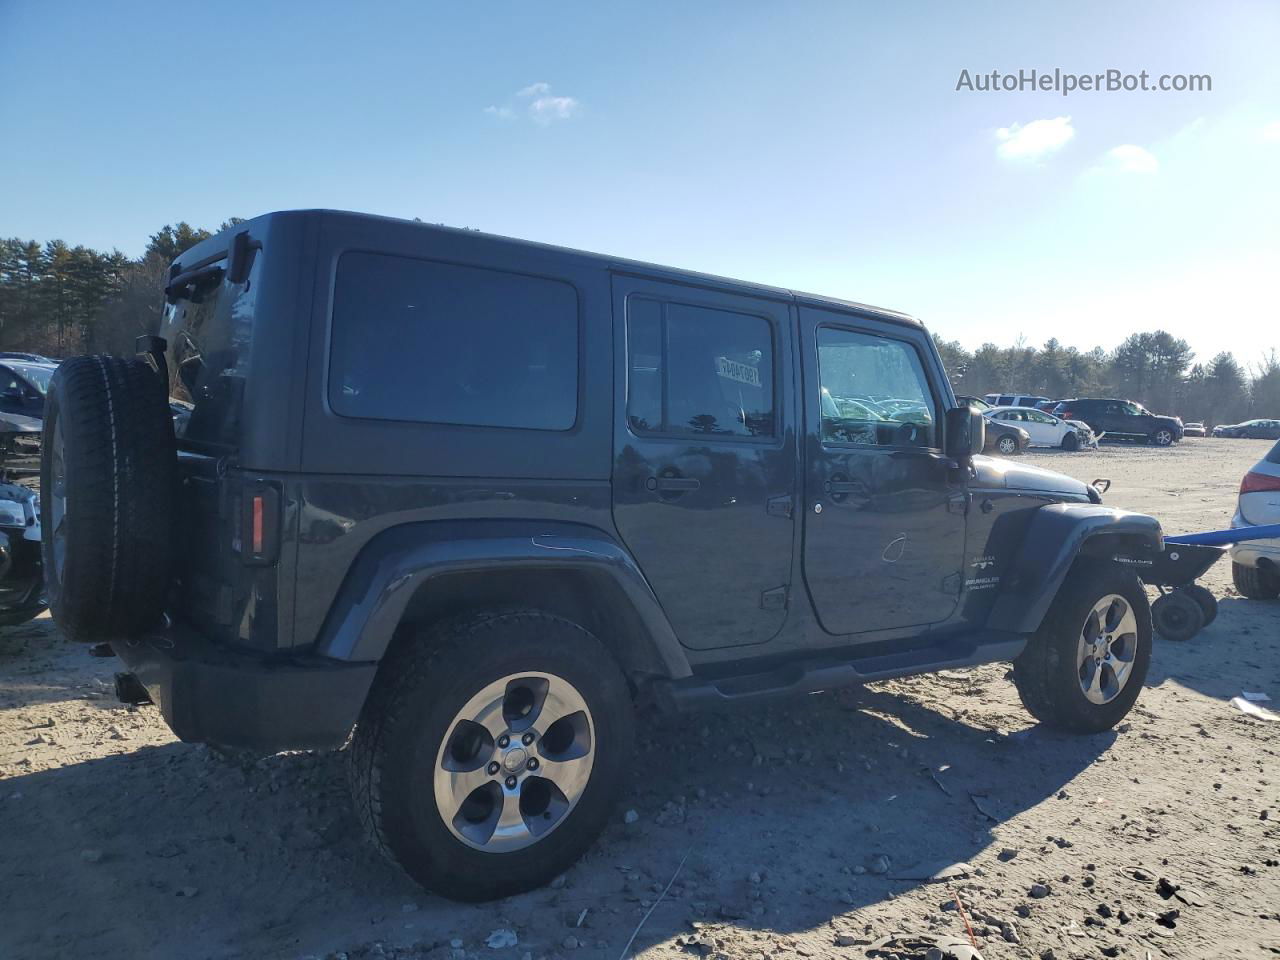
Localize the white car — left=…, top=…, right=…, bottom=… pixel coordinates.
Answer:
left=1231, top=438, right=1280, bottom=599
left=985, top=405, right=1089, bottom=450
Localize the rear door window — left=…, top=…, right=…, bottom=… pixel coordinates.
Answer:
left=626, top=297, right=775, bottom=438
left=329, top=253, right=579, bottom=431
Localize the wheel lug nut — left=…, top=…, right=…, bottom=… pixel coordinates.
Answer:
left=505, top=775, right=517, bottom=789
left=526, top=757, right=539, bottom=771
left=497, top=734, right=510, bottom=748
left=487, top=762, right=500, bottom=776
left=522, top=732, right=535, bottom=746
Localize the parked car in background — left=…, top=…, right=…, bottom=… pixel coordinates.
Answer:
left=956, top=395, right=993, bottom=411
left=1231, top=437, right=1280, bottom=599
left=1213, top=419, right=1280, bottom=440
left=0, top=411, right=41, bottom=477
left=984, top=419, right=1031, bottom=455
left=984, top=393, right=1051, bottom=410
left=1183, top=422, right=1206, bottom=437
left=0, top=361, right=56, bottom=419
left=1051, top=398, right=1183, bottom=446
left=986, top=405, right=1088, bottom=450
left=0, top=352, right=58, bottom=364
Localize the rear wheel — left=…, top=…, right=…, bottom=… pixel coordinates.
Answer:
left=1013, top=565, right=1152, bottom=733
left=1182, top=583, right=1218, bottom=626
left=1233, top=561, right=1280, bottom=600
left=347, top=610, right=635, bottom=901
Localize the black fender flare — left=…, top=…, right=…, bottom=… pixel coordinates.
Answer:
left=312, top=520, right=692, bottom=679
left=987, top=503, right=1163, bottom=634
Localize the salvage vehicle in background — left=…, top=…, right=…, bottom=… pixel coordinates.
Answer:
left=0, top=411, right=42, bottom=478
left=0, top=420, right=45, bottom=627
left=41, top=210, right=1163, bottom=901
left=1213, top=419, right=1280, bottom=440
left=1231, top=438, right=1280, bottom=599
left=985, top=405, right=1089, bottom=451
left=1183, top=422, right=1206, bottom=437
left=1051, top=398, right=1183, bottom=446
left=0, top=360, right=56, bottom=419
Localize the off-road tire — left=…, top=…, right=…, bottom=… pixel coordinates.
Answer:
left=1233, top=561, right=1280, bottom=600
left=1012, top=564, right=1152, bottom=733
left=1182, top=583, right=1218, bottom=626
left=40, top=356, right=175, bottom=641
left=347, top=609, right=635, bottom=901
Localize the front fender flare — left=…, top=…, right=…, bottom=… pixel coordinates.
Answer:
left=987, top=503, right=1163, bottom=634
left=312, top=520, right=691, bottom=679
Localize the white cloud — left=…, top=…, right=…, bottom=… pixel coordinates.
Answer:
left=1100, top=144, right=1159, bottom=174
left=1263, top=121, right=1280, bottom=142
left=483, top=105, right=515, bottom=120
left=528, top=95, right=579, bottom=124
left=517, top=82, right=551, bottom=98
left=995, top=116, right=1075, bottom=161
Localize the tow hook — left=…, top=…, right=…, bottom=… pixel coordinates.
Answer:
left=114, top=672, right=153, bottom=706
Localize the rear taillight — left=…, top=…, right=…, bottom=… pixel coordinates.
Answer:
left=1240, top=471, right=1280, bottom=495
left=1058, top=409, right=1073, bottom=419
left=241, top=483, right=280, bottom=565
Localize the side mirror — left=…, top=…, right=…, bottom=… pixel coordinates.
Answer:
left=945, top=406, right=986, bottom=460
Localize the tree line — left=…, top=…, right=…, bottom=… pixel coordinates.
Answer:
left=935, top=332, right=1280, bottom=426
left=0, top=220, right=241, bottom=358
left=1, top=221, right=1276, bottom=426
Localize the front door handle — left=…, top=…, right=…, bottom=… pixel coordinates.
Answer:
left=827, top=480, right=865, bottom=494
left=646, top=475, right=700, bottom=493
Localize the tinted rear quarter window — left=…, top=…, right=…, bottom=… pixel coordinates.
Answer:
left=329, top=252, right=578, bottom=431
left=1267, top=439, right=1280, bottom=464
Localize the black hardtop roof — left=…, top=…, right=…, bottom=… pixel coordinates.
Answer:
left=173, top=209, right=922, bottom=331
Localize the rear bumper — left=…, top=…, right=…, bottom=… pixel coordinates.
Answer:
left=113, top=620, right=377, bottom=753
left=1230, top=511, right=1280, bottom=569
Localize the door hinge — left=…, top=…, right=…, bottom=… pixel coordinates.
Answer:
left=766, top=494, right=793, bottom=519
left=947, top=492, right=969, bottom=515
left=761, top=585, right=788, bottom=610
left=942, top=572, right=963, bottom=595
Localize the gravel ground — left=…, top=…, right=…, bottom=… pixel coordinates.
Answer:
left=2, top=439, right=1278, bottom=960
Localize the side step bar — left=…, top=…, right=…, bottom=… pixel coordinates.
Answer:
left=653, top=634, right=1026, bottom=711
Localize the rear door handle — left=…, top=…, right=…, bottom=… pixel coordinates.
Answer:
left=827, top=480, right=865, bottom=494
left=646, top=476, right=700, bottom=492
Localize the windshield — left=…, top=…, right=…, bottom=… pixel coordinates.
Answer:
left=9, top=362, right=54, bottom=395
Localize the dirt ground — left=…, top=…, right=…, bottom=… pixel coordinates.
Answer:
left=2, top=440, right=1278, bottom=960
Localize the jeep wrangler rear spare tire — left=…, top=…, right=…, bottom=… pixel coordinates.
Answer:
left=347, top=610, right=635, bottom=901
left=41, top=355, right=176, bottom=642
left=1012, top=564, right=1152, bottom=733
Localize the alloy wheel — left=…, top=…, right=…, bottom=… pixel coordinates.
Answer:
left=434, top=671, right=595, bottom=852
left=1076, top=594, right=1139, bottom=705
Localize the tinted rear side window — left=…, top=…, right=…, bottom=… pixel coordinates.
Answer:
left=330, top=252, right=578, bottom=430
left=1267, top=439, right=1280, bottom=464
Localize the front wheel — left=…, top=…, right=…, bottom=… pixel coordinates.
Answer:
left=1061, top=431, right=1080, bottom=452
left=1012, top=565, right=1152, bottom=733
left=996, top=434, right=1020, bottom=456
left=1150, top=429, right=1174, bottom=446
left=347, top=610, right=635, bottom=901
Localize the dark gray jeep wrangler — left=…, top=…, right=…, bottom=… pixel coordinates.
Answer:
left=42, top=210, right=1163, bottom=901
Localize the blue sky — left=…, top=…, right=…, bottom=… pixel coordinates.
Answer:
left=2, top=1, right=1277, bottom=365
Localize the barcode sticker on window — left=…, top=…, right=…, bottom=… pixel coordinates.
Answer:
left=716, top=357, right=761, bottom=387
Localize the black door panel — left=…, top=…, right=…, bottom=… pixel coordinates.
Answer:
left=800, top=312, right=966, bottom=635
left=611, top=278, right=797, bottom=651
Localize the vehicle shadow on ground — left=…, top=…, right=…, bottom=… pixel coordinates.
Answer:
left=1144, top=595, right=1280, bottom=702
left=0, top=670, right=1112, bottom=959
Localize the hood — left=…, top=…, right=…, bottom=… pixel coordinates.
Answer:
left=972, top=454, right=1092, bottom=498
left=0, top=412, right=42, bottom=434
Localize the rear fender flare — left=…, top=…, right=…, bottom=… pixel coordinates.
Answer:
left=987, top=504, right=1163, bottom=634
left=313, top=520, right=691, bottom=679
